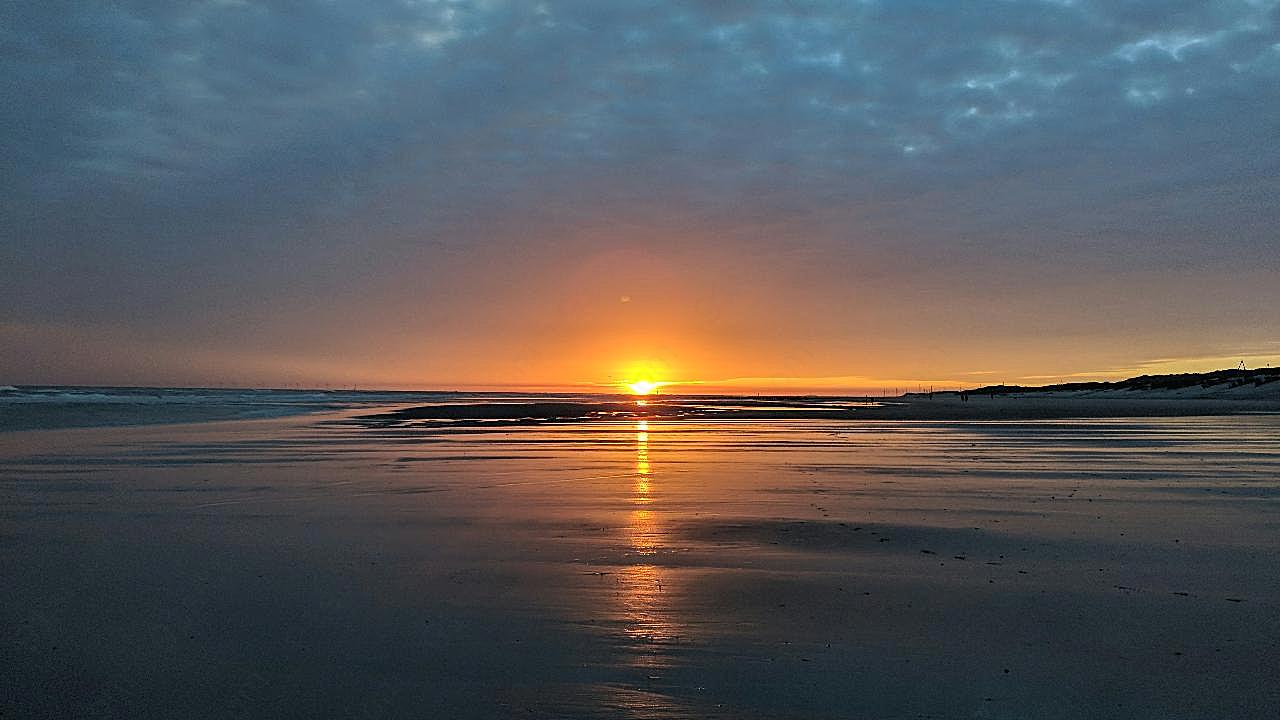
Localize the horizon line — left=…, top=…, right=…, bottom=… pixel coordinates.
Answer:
left=8, top=363, right=1277, bottom=396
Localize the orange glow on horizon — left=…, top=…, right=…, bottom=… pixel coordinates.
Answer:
left=625, top=379, right=664, bottom=395
left=617, top=359, right=674, bottom=396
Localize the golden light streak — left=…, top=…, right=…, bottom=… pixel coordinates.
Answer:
left=635, top=420, right=650, bottom=482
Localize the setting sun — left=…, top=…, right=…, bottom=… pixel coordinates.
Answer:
left=625, top=380, right=662, bottom=395
left=617, top=359, right=672, bottom=396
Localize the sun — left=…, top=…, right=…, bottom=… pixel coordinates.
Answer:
left=625, top=380, right=662, bottom=395
left=617, top=360, right=672, bottom=396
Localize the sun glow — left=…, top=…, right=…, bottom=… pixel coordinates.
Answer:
left=617, top=359, right=672, bottom=396
left=626, top=379, right=663, bottom=395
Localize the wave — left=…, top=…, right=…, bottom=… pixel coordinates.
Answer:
left=0, top=387, right=619, bottom=431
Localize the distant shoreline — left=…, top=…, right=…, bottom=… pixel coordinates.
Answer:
left=4, top=367, right=1278, bottom=432
left=362, top=395, right=1280, bottom=429
left=943, top=366, right=1280, bottom=400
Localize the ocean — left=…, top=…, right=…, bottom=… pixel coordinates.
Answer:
left=0, top=386, right=619, bottom=432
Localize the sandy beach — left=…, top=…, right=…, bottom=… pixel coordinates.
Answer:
left=9, top=0, right=1280, bottom=715
left=3, top=402, right=1279, bottom=718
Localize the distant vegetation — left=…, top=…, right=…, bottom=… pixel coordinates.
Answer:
left=968, top=367, right=1280, bottom=395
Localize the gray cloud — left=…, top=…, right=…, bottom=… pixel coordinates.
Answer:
left=2, top=0, right=1278, bottom=383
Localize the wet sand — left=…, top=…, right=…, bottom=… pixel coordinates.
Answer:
left=3, top=412, right=1279, bottom=718
left=365, top=395, right=1280, bottom=425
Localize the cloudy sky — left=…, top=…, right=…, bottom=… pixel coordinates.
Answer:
left=3, top=0, right=1278, bottom=390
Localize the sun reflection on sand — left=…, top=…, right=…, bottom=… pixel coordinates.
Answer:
left=618, top=420, right=681, bottom=664
left=634, top=420, right=650, bottom=492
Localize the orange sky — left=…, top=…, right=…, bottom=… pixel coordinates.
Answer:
left=5, top=228, right=1275, bottom=394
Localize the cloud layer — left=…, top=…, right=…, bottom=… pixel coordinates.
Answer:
left=3, top=1, right=1278, bottom=386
